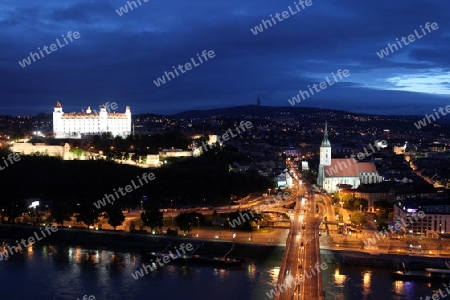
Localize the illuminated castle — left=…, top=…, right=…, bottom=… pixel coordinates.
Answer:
left=52, top=102, right=131, bottom=138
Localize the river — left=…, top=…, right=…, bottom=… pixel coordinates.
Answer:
left=0, top=244, right=443, bottom=300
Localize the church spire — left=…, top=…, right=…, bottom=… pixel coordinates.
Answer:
left=321, top=121, right=331, bottom=147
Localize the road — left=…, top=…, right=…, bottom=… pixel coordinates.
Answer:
left=275, top=184, right=304, bottom=300
left=299, top=185, right=324, bottom=300
left=276, top=176, right=324, bottom=300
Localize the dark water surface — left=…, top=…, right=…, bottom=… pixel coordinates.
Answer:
left=0, top=245, right=444, bottom=300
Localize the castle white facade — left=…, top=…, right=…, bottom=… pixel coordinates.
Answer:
left=53, top=102, right=131, bottom=138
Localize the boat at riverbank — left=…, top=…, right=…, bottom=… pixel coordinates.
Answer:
left=141, top=251, right=243, bottom=266
left=189, top=254, right=243, bottom=266
left=392, top=267, right=450, bottom=281
left=425, top=268, right=450, bottom=274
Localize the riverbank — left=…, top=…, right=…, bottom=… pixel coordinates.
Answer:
left=3, top=224, right=450, bottom=270
left=321, top=248, right=450, bottom=270
left=0, top=224, right=284, bottom=262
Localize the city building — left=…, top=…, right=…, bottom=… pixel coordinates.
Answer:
left=276, top=171, right=293, bottom=189
left=317, top=122, right=382, bottom=193
left=394, top=199, right=450, bottom=235
left=11, top=142, right=73, bottom=160
left=53, top=102, right=131, bottom=138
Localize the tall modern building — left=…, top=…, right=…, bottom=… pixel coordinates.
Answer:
left=317, top=122, right=382, bottom=193
left=53, top=102, right=131, bottom=138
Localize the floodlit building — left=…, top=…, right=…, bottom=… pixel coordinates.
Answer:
left=317, top=122, right=382, bottom=193
left=53, top=102, right=131, bottom=138
left=394, top=199, right=450, bottom=235
left=11, top=142, right=72, bottom=159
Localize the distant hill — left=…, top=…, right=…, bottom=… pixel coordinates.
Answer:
left=173, top=105, right=349, bottom=118
left=172, top=105, right=450, bottom=124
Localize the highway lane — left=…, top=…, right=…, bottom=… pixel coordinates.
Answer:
left=276, top=175, right=324, bottom=300
left=300, top=184, right=324, bottom=300
left=275, top=189, right=304, bottom=300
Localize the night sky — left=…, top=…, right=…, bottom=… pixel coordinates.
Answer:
left=2, top=0, right=450, bottom=116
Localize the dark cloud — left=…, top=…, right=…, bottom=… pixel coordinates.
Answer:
left=1, top=0, right=450, bottom=115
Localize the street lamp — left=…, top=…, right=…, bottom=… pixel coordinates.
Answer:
left=196, top=217, right=199, bottom=237
left=268, top=188, right=271, bottom=197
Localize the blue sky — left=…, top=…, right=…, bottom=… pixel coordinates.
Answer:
left=1, top=0, right=449, bottom=115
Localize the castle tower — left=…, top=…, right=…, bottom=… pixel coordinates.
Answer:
left=125, top=106, right=132, bottom=137
left=317, top=121, right=331, bottom=187
left=99, top=105, right=108, bottom=133
left=53, top=102, right=64, bottom=138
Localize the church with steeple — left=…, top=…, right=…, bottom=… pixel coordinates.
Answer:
left=317, top=122, right=382, bottom=193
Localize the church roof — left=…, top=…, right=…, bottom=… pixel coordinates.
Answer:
left=55, top=102, right=62, bottom=108
left=324, top=159, right=377, bottom=177
left=357, top=162, right=377, bottom=173
left=324, top=159, right=358, bottom=177
left=321, top=137, right=331, bottom=147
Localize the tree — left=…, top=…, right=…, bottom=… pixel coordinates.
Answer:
left=101, top=132, right=113, bottom=139
left=377, top=221, right=389, bottom=232
left=175, top=213, right=192, bottom=233
left=123, top=152, right=130, bottom=161
left=350, top=211, right=366, bottom=226
left=175, top=212, right=205, bottom=233
left=141, top=206, right=163, bottom=232
left=131, top=154, right=139, bottom=163
left=106, top=205, right=125, bottom=230
left=227, top=209, right=262, bottom=231
left=51, top=201, right=72, bottom=226
left=77, top=206, right=99, bottom=228
left=70, top=148, right=83, bottom=159
left=1, top=199, right=26, bottom=224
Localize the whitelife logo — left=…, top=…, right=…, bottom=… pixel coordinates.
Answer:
left=93, top=172, right=155, bottom=209
left=413, top=105, right=450, bottom=129
left=250, top=0, right=313, bottom=35
left=197, top=121, right=252, bottom=154
left=265, top=262, right=329, bottom=299
left=77, top=295, right=95, bottom=300
left=288, top=69, right=350, bottom=106
left=153, top=50, right=215, bottom=87
left=325, top=140, right=387, bottom=176
left=0, top=153, right=21, bottom=172
left=18, top=31, right=81, bottom=68
left=131, top=243, right=194, bottom=280
left=363, top=212, right=426, bottom=247
left=228, top=191, right=290, bottom=228
left=0, top=225, right=58, bottom=261
left=82, top=102, right=118, bottom=113
left=115, top=0, right=149, bottom=16
left=376, top=22, right=439, bottom=59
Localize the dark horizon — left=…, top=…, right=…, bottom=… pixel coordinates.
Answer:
left=4, top=103, right=450, bottom=120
